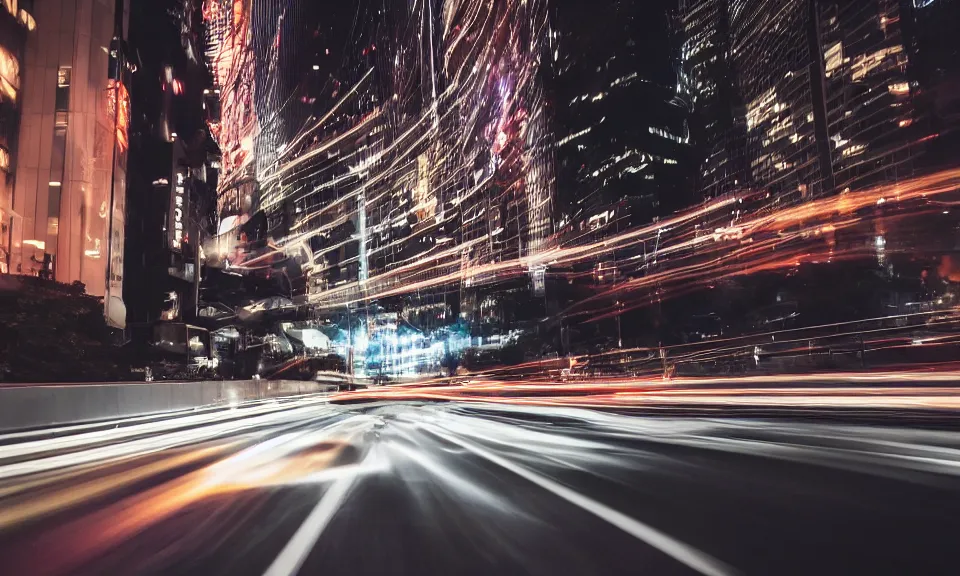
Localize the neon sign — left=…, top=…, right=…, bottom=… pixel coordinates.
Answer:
left=170, top=169, right=187, bottom=250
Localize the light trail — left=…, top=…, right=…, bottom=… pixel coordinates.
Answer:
left=199, top=0, right=960, bottom=383
left=298, top=167, right=960, bottom=311
left=330, top=369, right=960, bottom=413
left=204, top=0, right=557, bottom=311
left=5, top=399, right=960, bottom=573
left=0, top=401, right=336, bottom=481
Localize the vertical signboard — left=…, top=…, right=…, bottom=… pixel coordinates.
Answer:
left=103, top=71, right=130, bottom=328
left=169, top=167, right=187, bottom=250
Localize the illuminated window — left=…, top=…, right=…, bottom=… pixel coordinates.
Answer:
left=48, top=67, right=72, bottom=261
left=842, top=143, right=866, bottom=157
left=0, top=146, right=9, bottom=173
left=649, top=126, right=689, bottom=144
left=18, top=9, right=35, bottom=31
left=746, top=88, right=777, bottom=130
left=0, top=46, right=20, bottom=103
left=888, top=82, right=910, bottom=95
left=850, top=46, right=902, bottom=82
left=107, top=79, right=131, bottom=151
left=55, top=68, right=70, bottom=118
left=824, top=42, right=843, bottom=76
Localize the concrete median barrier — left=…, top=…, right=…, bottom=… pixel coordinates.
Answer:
left=0, top=379, right=337, bottom=432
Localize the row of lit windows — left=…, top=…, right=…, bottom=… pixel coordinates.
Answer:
left=819, top=0, right=915, bottom=183
left=649, top=126, right=689, bottom=144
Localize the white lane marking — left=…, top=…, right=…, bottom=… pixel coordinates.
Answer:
left=384, top=427, right=508, bottom=510
left=425, top=422, right=739, bottom=576
left=262, top=421, right=380, bottom=576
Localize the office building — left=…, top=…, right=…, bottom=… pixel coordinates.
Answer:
left=678, top=0, right=750, bottom=200
left=681, top=0, right=953, bottom=205
left=728, top=0, right=833, bottom=204
left=553, top=0, right=693, bottom=228
left=817, top=0, right=919, bottom=191
left=10, top=0, right=130, bottom=327
left=204, top=0, right=555, bottom=313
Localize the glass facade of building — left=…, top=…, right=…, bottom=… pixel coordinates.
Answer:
left=204, top=0, right=556, bottom=315
left=729, top=0, right=831, bottom=204
left=681, top=0, right=952, bottom=205
left=10, top=0, right=130, bottom=327
left=679, top=0, right=750, bottom=200
left=554, top=0, right=692, bottom=227
left=0, top=0, right=33, bottom=274
left=818, top=0, right=918, bottom=191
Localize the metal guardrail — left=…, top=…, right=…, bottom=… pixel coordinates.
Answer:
left=0, top=379, right=335, bottom=432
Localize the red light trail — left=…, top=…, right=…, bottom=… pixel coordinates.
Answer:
left=330, top=369, right=960, bottom=412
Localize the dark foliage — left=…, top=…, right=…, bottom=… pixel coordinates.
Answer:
left=0, top=277, right=130, bottom=383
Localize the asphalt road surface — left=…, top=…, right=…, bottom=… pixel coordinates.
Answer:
left=1, top=396, right=959, bottom=575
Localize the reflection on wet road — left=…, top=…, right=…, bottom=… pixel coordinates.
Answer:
left=1, top=396, right=959, bottom=575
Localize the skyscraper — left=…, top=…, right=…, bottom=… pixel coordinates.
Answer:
left=817, top=0, right=919, bottom=191
left=125, top=0, right=219, bottom=324
left=204, top=0, right=556, bottom=319
left=729, top=0, right=832, bottom=204
left=681, top=0, right=950, bottom=206
left=10, top=0, right=130, bottom=327
left=553, top=0, right=692, bottom=228
left=204, top=0, right=259, bottom=245
left=679, top=0, right=750, bottom=200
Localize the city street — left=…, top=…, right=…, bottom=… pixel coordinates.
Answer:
left=3, top=0, right=959, bottom=574
left=1, top=393, right=960, bottom=575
